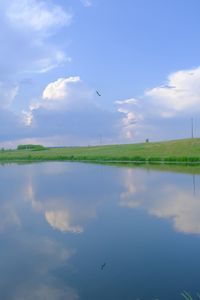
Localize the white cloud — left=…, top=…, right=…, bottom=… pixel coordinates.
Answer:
left=7, top=0, right=72, bottom=33
left=120, top=169, right=200, bottom=235
left=119, top=169, right=145, bottom=208
left=116, top=99, right=144, bottom=140
left=21, top=76, right=82, bottom=126
left=45, top=210, right=83, bottom=234
left=118, top=108, right=142, bottom=127
left=146, top=66, right=200, bottom=115
left=42, top=76, right=81, bottom=101
left=0, top=1, right=123, bottom=145
left=149, top=186, right=200, bottom=235
left=21, top=75, right=98, bottom=128
left=18, top=75, right=119, bottom=145
left=22, top=110, right=34, bottom=126
left=115, top=98, right=139, bottom=105
left=114, top=66, right=200, bottom=141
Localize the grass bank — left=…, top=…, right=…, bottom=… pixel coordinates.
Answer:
left=1, top=138, right=200, bottom=164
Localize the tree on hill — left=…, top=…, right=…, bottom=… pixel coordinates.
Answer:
left=17, top=144, right=46, bottom=151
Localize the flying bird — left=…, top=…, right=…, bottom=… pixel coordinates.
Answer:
left=96, top=91, right=101, bottom=97
left=101, top=263, right=106, bottom=270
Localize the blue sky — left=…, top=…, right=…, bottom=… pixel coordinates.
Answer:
left=1, top=0, right=200, bottom=147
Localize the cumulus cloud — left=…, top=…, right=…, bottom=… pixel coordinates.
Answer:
left=18, top=75, right=119, bottom=146
left=22, top=110, right=33, bottom=127
left=0, top=0, right=142, bottom=145
left=146, top=66, right=200, bottom=116
left=115, top=66, right=200, bottom=141
left=0, top=1, right=74, bottom=143
left=21, top=76, right=88, bottom=125
left=116, top=98, right=144, bottom=139
left=42, top=76, right=81, bottom=101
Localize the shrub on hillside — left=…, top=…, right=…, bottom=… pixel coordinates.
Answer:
left=17, top=144, right=47, bottom=151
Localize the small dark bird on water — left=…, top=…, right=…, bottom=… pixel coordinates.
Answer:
left=101, top=263, right=106, bottom=270
left=96, top=91, right=101, bottom=97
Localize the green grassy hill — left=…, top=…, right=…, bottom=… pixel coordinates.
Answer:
left=1, top=138, right=200, bottom=163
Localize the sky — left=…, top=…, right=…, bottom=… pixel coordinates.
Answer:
left=1, top=0, right=200, bottom=147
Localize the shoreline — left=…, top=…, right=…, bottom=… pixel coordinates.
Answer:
left=1, top=138, right=200, bottom=165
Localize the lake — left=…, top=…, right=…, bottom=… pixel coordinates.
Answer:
left=0, top=162, right=200, bottom=300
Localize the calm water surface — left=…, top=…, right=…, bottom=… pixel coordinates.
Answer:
left=0, top=162, right=200, bottom=300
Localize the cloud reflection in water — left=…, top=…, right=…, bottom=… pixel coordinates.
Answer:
left=120, top=168, right=200, bottom=235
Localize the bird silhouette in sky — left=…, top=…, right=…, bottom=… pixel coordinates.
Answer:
left=96, top=90, right=101, bottom=97
left=101, top=262, right=106, bottom=270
